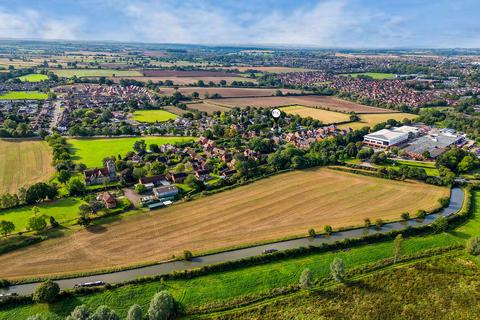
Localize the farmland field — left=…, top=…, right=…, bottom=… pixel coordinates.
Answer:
left=339, top=72, right=397, bottom=79
left=0, top=139, right=55, bottom=194
left=0, top=91, right=48, bottom=100
left=68, top=136, right=194, bottom=167
left=208, top=66, right=315, bottom=73
left=142, top=70, right=238, bottom=77
left=186, top=101, right=231, bottom=114
left=206, top=95, right=393, bottom=113
left=111, top=76, right=256, bottom=85
left=51, top=69, right=142, bottom=78
left=0, top=168, right=448, bottom=279
left=131, top=110, right=177, bottom=123
left=17, top=74, right=48, bottom=82
left=158, top=87, right=302, bottom=98
left=0, top=198, right=83, bottom=232
left=281, top=105, right=351, bottom=124
left=338, top=112, right=418, bottom=130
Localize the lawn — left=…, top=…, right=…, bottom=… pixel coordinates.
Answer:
left=339, top=72, right=397, bottom=79
left=338, top=112, right=418, bottom=130
left=68, top=136, right=194, bottom=168
left=3, top=189, right=477, bottom=320
left=0, top=198, right=83, bottom=232
left=17, top=74, right=49, bottom=82
left=0, top=139, right=55, bottom=194
left=131, top=110, right=177, bottom=123
left=51, top=69, right=142, bottom=78
left=390, top=160, right=440, bottom=176
left=0, top=91, right=48, bottom=100
left=0, top=168, right=448, bottom=280
left=280, top=105, right=351, bottom=124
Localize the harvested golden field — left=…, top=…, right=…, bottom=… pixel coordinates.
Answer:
left=158, top=87, right=302, bottom=98
left=206, top=96, right=392, bottom=113
left=208, top=66, right=315, bottom=73
left=281, top=105, right=351, bottom=124
left=0, top=168, right=448, bottom=280
left=0, top=139, right=55, bottom=194
left=186, top=101, right=231, bottom=114
left=338, top=112, right=419, bottom=130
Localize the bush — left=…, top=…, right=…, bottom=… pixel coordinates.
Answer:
left=183, top=250, right=193, bottom=261
left=466, top=236, right=480, bottom=255
left=308, top=228, right=316, bottom=237
left=127, top=304, right=143, bottom=320
left=432, top=216, right=448, bottom=233
left=32, top=280, right=60, bottom=303
left=324, top=225, right=333, bottom=235
left=330, top=257, right=346, bottom=283
left=401, top=212, right=410, bottom=221
left=299, top=268, right=313, bottom=289
left=148, top=291, right=175, bottom=320
left=416, top=210, right=427, bottom=219
left=375, top=219, right=384, bottom=230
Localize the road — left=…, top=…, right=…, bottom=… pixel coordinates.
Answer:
left=0, top=188, right=464, bottom=296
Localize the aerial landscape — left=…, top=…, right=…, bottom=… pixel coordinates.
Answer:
left=1, top=0, right=480, bottom=319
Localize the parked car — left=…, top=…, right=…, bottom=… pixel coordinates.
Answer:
left=262, top=248, right=278, bottom=254
left=73, top=281, right=106, bottom=288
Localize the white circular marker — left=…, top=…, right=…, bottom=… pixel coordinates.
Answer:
left=272, top=108, right=281, bottom=119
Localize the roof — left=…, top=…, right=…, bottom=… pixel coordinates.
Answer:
left=139, top=175, right=166, bottom=184
left=102, top=192, right=116, bottom=203
left=153, top=185, right=179, bottom=194
left=365, top=129, right=408, bottom=142
left=404, top=133, right=463, bottom=157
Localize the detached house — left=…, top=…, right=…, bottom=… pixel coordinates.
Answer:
left=84, top=160, right=116, bottom=185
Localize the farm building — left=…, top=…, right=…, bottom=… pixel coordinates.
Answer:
left=153, top=185, right=179, bottom=199
left=363, top=129, right=409, bottom=148
left=404, top=129, right=465, bottom=159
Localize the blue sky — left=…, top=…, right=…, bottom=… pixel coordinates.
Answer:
left=0, top=0, right=479, bottom=48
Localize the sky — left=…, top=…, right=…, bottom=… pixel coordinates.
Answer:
left=0, top=0, right=479, bottom=48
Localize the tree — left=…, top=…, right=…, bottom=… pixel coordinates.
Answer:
left=299, top=268, right=313, bottom=290
left=401, top=212, right=410, bottom=221
left=308, top=228, right=316, bottom=237
left=32, top=280, right=60, bottom=303
left=393, top=234, right=403, bottom=264
left=0, top=220, right=15, bottom=237
left=364, top=218, right=371, bottom=228
left=127, top=304, right=143, bottom=320
left=66, top=305, right=91, bottom=320
left=66, top=177, right=86, bottom=196
left=27, top=315, right=45, bottom=320
left=135, top=184, right=147, bottom=194
left=28, top=216, right=47, bottom=232
left=183, top=250, right=193, bottom=260
left=324, top=225, right=333, bottom=235
left=133, top=140, right=147, bottom=155
left=90, top=305, right=120, bottom=320
left=330, top=257, right=346, bottom=283
left=57, top=170, right=72, bottom=184
left=49, top=216, right=59, bottom=228
left=374, top=218, right=384, bottom=230
left=416, top=210, right=427, bottom=219
left=466, top=236, right=480, bottom=255
left=432, top=216, right=448, bottom=233
left=148, top=291, right=175, bottom=320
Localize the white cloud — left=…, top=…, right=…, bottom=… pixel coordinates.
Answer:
left=0, top=8, right=82, bottom=40
left=122, top=0, right=364, bottom=46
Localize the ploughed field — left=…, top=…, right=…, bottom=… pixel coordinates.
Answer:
left=0, top=139, right=55, bottom=194
left=158, top=87, right=303, bottom=98
left=206, top=95, right=393, bottom=113
left=0, top=168, right=448, bottom=280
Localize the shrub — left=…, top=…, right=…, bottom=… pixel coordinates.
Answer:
left=127, top=304, right=143, bottom=320
left=183, top=250, right=193, bottom=261
left=324, top=225, right=333, bottom=235
left=466, top=236, right=480, bottom=255
left=374, top=219, right=384, bottom=230
left=308, top=228, right=316, bottom=237
left=299, top=268, right=313, bottom=290
left=401, top=212, right=410, bottom=221
left=32, top=280, right=60, bottom=303
left=364, top=218, right=371, bottom=228
left=66, top=304, right=91, bottom=320
left=416, top=210, right=427, bottom=219
left=432, top=216, right=448, bottom=233
left=148, top=291, right=175, bottom=320
left=90, top=305, right=120, bottom=320
left=439, top=197, right=450, bottom=207
left=330, top=257, right=346, bottom=283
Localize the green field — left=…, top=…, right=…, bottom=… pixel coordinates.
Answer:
left=0, top=198, right=83, bottom=232
left=18, top=74, right=49, bottom=82
left=68, top=136, right=194, bottom=167
left=392, top=160, right=440, bottom=176
left=0, top=91, right=48, bottom=100
left=339, top=72, right=396, bottom=79
left=132, top=110, right=177, bottom=123
left=3, top=190, right=477, bottom=320
left=51, top=69, right=142, bottom=78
